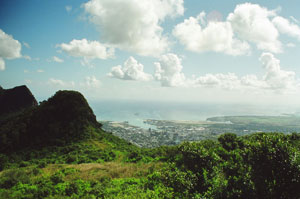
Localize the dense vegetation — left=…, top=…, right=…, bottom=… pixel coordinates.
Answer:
left=1, top=88, right=300, bottom=198
left=1, top=132, right=300, bottom=198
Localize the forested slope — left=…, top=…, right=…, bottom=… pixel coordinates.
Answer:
left=0, top=88, right=300, bottom=198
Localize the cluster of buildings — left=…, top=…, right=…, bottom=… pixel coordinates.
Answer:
left=101, top=120, right=220, bottom=148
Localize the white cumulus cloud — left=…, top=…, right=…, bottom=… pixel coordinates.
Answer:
left=154, top=53, right=186, bottom=87
left=58, top=38, right=114, bottom=60
left=0, top=29, right=22, bottom=70
left=227, top=3, right=281, bottom=53
left=149, top=53, right=298, bottom=93
left=193, top=53, right=297, bottom=92
left=173, top=12, right=250, bottom=55
left=272, top=16, right=300, bottom=40
left=174, top=3, right=300, bottom=55
left=260, top=52, right=296, bottom=90
left=83, top=0, right=184, bottom=56
left=237, top=53, right=297, bottom=92
left=108, top=57, right=153, bottom=81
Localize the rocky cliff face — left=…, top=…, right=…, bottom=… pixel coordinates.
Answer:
left=0, top=85, right=38, bottom=116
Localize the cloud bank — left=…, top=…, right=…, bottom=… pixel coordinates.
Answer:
left=83, top=0, right=184, bottom=56
left=173, top=3, right=300, bottom=55
left=173, top=12, right=250, bottom=55
left=108, top=52, right=298, bottom=94
left=227, top=3, right=281, bottom=53
left=193, top=52, right=297, bottom=92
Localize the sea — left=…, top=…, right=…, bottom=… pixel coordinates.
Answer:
left=89, top=100, right=300, bottom=129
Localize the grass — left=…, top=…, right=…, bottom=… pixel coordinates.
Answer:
left=86, top=140, right=109, bottom=150
left=35, top=162, right=161, bottom=181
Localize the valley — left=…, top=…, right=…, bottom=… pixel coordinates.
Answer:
left=101, top=115, right=300, bottom=148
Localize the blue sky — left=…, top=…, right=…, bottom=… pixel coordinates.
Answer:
left=1, top=0, right=300, bottom=106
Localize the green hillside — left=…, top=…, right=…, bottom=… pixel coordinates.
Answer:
left=0, top=90, right=145, bottom=169
left=0, top=89, right=300, bottom=198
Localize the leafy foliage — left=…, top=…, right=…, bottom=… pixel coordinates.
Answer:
left=159, top=132, right=300, bottom=199
left=2, top=132, right=299, bottom=199
left=0, top=127, right=142, bottom=170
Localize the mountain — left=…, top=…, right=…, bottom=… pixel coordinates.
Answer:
left=0, top=89, right=104, bottom=152
left=0, top=85, right=37, bottom=117
left=0, top=87, right=140, bottom=169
